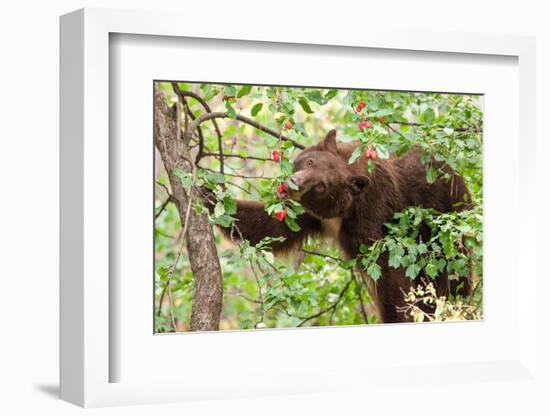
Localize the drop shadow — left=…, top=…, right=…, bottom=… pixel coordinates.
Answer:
left=34, top=383, right=59, bottom=399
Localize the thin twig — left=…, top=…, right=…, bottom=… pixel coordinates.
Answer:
left=300, top=249, right=342, bottom=264
left=202, top=152, right=275, bottom=163
left=352, top=270, right=369, bottom=324
left=155, top=196, right=173, bottom=220
left=296, top=278, right=353, bottom=327
left=389, top=121, right=482, bottom=133
left=202, top=167, right=275, bottom=180
left=225, top=181, right=252, bottom=195
left=171, top=83, right=225, bottom=168
left=249, top=260, right=265, bottom=325
left=225, top=290, right=262, bottom=304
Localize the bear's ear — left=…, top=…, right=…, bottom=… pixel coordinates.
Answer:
left=322, top=129, right=338, bottom=154
left=348, top=175, right=370, bottom=195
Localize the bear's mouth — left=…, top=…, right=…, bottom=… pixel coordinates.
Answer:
left=277, top=189, right=289, bottom=200
left=285, top=188, right=306, bottom=201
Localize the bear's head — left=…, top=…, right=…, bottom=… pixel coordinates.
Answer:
left=287, top=130, right=369, bottom=219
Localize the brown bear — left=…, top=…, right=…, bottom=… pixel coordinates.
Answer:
left=206, top=129, right=472, bottom=323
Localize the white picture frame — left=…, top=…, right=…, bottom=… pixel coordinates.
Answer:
left=60, top=7, right=539, bottom=408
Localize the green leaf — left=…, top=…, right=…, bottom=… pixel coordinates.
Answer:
left=284, top=216, right=301, bottom=232
left=367, top=158, right=375, bottom=173
left=366, top=263, right=382, bottom=281
left=285, top=206, right=297, bottom=219
left=348, top=146, right=363, bottom=164
left=443, top=127, right=454, bottom=135
left=389, top=254, right=401, bottom=269
left=299, top=98, right=314, bottom=114
left=341, top=259, right=357, bottom=269
left=223, top=196, right=237, bottom=215
left=225, top=101, right=237, bottom=118
left=426, top=166, right=438, bottom=184
left=173, top=169, right=193, bottom=189
left=225, top=85, right=237, bottom=96
left=281, top=159, right=294, bottom=176
left=205, top=172, right=226, bottom=184
left=214, top=202, right=225, bottom=217
left=375, top=108, right=394, bottom=117
left=304, top=90, right=324, bottom=104
left=287, top=178, right=299, bottom=191
left=237, top=85, right=252, bottom=98
left=214, top=214, right=234, bottom=227
left=426, top=263, right=439, bottom=279
left=375, top=144, right=390, bottom=160
left=405, top=263, right=421, bottom=279
left=200, top=84, right=219, bottom=101
left=263, top=251, right=275, bottom=265
left=251, top=103, right=263, bottom=117
left=324, top=89, right=338, bottom=101
left=420, top=108, right=435, bottom=124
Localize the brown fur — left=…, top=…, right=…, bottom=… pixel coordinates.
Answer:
left=208, top=130, right=472, bottom=323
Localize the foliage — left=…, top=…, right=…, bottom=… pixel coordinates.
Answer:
left=399, top=280, right=483, bottom=323
left=155, top=81, right=483, bottom=332
left=358, top=205, right=483, bottom=282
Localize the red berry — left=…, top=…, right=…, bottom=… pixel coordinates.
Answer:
left=356, top=106, right=362, bottom=113
left=285, top=122, right=293, bottom=129
left=370, top=150, right=378, bottom=159
left=365, top=121, right=372, bottom=129
left=275, top=210, right=287, bottom=222
left=359, top=101, right=366, bottom=108
left=272, top=150, right=281, bottom=162
left=276, top=183, right=288, bottom=194
left=359, top=121, right=366, bottom=130
left=379, top=117, right=385, bottom=123
left=365, top=149, right=371, bottom=159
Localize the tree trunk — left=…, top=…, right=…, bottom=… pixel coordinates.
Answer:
left=154, top=84, right=223, bottom=331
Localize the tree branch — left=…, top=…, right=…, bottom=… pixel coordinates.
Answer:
left=300, top=249, right=342, bottom=264
left=184, top=111, right=305, bottom=150
left=389, top=121, right=482, bottom=133
left=155, top=83, right=223, bottom=332
left=171, top=83, right=226, bottom=171
left=202, top=152, right=275, bottom=163
left=202, top=167, right=275, bottom=180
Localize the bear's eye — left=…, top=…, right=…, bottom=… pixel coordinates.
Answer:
left=306, top=159, right=314, bottom=168
left=314, top=182, right=326, bottom=192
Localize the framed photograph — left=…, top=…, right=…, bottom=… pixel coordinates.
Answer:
left=60, top=8, right=539, bottom=408
left=152, top=80, right=484, bottom=333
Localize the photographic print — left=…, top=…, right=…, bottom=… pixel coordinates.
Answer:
left=154, top=81, right=483, bottom=333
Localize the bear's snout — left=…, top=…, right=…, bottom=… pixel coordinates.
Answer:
left=288, top=170, right=315, bottom=200
left=290, top=172, right=306, bottom=189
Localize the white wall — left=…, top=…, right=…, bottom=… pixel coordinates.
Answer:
left=0, top=1, right=548, bottom=414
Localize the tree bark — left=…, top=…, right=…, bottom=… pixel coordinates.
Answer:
left=154, top=84, right=223, bottom=331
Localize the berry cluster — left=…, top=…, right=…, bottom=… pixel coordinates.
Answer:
left=356, top=100, right=386, bottom=130
left=276, top=182, right=288, bottom=198
left=365, top=147, right=378, bottom=160
left=272, top=150, right=283, bottom=162
left=359, top=120, right=372, bottom=130
left=355, top=100, right=387, bottom=161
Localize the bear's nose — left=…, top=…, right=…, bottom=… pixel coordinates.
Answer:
left=290, top=174, right=304, bottom=189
